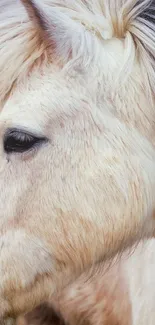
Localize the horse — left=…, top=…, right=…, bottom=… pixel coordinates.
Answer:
left=0, top=0, right=155, bottom=322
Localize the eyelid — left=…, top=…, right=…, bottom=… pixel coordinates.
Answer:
left=4, top=127, right=47, bottom=140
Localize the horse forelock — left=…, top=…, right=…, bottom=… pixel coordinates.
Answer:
left=0, top=0, right=155, bottom=107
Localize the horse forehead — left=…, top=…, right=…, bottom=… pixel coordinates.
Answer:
left=0, top=99, right=49, bottom=133
left=0, top=78, right=72, bottom=130
left=0, top=72, right=91, bottom=136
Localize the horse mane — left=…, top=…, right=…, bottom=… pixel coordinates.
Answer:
left=0, top=0, right=155, bottom=106
left=0, top=0, right=48, bottom=106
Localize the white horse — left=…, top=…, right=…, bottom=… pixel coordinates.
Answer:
left=0, top=0, right=155, bottom=322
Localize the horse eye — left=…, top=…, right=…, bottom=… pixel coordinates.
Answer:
left=4, top=129, right=47, bottom=154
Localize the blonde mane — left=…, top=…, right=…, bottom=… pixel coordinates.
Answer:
left=0, top=0, right=155, bottom=106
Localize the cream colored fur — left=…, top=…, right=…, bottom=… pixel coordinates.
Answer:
left=16, top=240, right=155, bottom=325
left=0, top=0, right=155, bottom=323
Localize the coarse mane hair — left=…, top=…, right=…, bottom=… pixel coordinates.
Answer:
left=0, top=0, right=155, bottom=105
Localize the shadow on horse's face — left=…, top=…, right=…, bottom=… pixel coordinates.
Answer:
left=16, top=304, right=66, bottom=325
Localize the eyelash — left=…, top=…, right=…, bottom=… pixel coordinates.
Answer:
left=4, top=129, right=47, bottom=154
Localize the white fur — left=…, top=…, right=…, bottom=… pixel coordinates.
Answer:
left=0, top=0, right=155, bottom=323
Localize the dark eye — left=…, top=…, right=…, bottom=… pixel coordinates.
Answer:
left=4, top=128, right=47, bottom=154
